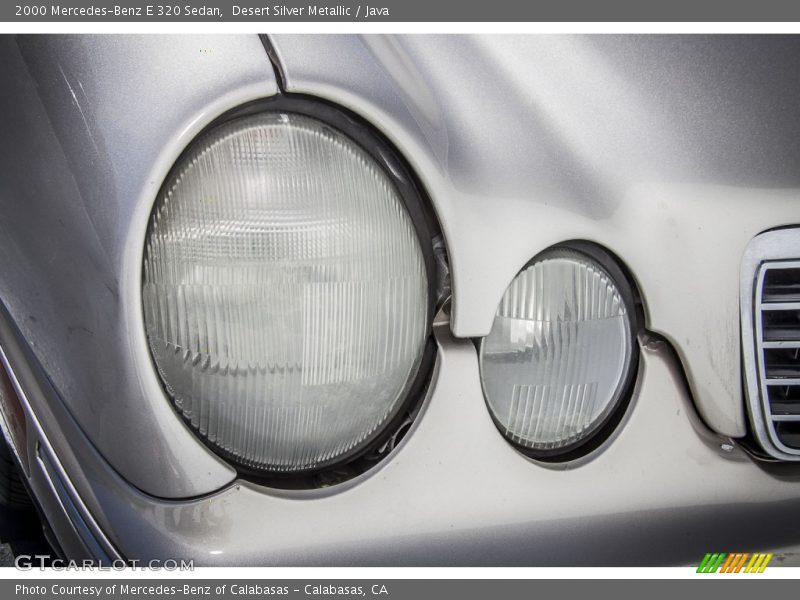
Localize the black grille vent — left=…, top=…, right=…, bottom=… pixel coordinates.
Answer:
left=757, top=264, right=800, bottom=449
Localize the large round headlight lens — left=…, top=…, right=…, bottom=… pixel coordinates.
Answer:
left=143, top=111, right=430, bottom=474
left=479, top=247, right=636, bottom=458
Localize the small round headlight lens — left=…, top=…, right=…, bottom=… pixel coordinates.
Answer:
left=479, top=247, right=636, bottom=457
left=143, top=111, right=430, bottom=474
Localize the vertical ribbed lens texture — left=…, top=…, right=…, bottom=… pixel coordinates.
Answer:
left=479, top=249, right=633, bottom=453
left=143, top=112, right=429, bottom=473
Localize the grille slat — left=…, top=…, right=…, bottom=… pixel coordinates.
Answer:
left=765, top=377, right=800, bottom=386
left=762, top=302, right=800, bottom=311
left=766, top=380, right=800, bottom=416
left=756, top=262, right=800, bottom=451
left=761, top=308, right=800, bottom=342
left=763, top=267, right=800, bottom=300
left=762, top=340, right=800, bottom=349
left=763, top=347, right=800, bottom=379
left=763, top=291, right=800, bottom=303
left=741, top=231, right=800, bottom=460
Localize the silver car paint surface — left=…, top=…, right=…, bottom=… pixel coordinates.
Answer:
left=0, top=34, right=279, bottom=497
left=6, top=311, right=800, bottom=565
left=270, top=34, right=800, bottom=439
left=1, top=33, right=800, bottom=563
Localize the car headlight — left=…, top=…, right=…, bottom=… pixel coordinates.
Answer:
left=479, top=246, right=638, bottom=459
left=142, top=108, right=433, bottom=475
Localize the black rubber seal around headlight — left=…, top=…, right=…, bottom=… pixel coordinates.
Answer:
left=143, top=93, right=445, bottom=488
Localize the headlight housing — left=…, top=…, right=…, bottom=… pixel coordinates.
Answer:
left=142, top=104, right=435, bottom=477
left=479, top=245, right=638, bottom=459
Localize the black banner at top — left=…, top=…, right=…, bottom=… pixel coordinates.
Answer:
left=4, top=0, right=800, bottom=22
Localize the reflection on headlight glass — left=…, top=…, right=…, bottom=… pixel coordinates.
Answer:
left=143, top=112, right=429, bottom=473
left=480, top=249, right=632, bottom=453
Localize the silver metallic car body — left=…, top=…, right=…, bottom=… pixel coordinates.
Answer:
left=0, top=34, right=277, bottom=497
left=1, top=34, right=800, bottom=564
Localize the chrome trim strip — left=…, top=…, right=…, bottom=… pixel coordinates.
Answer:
left=0, top=369, right=25, bottom=472
left=741, top=231, right=800, bottom=460
left=0, top=317, right=121, bottom=560
left=35, top=448, right=114, bottom=563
